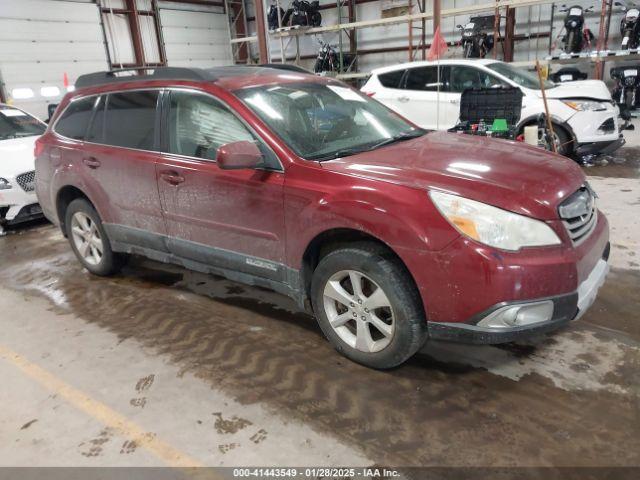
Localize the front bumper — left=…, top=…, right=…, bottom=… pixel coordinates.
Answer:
left=0, top=183, right=41, bottom=224
left=428, top=244, right=610, bottom=344
left=575, top=134, right=625, bottom=157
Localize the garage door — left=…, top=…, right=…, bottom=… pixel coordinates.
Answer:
left=159, top=7, right=232, bottom=68
left=0, top=0, right=108, bottom=119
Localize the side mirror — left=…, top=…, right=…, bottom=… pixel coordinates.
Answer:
left=217, top=140, right=264, bottom=170
left=456, top=24, right=463, bottom=29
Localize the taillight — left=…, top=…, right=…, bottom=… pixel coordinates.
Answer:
left=364, top=91, right=375, bottom=97
left=34, top=137, right=45, bottom=158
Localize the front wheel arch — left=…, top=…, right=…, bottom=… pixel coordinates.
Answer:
left=299, top=229, right=423, bottom=317
left=517, top=119, right=575, bottom=156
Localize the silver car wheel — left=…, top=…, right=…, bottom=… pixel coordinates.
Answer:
left=70, top=212, right=103, bottom=266
left=322, top=270, right=395, bottom=353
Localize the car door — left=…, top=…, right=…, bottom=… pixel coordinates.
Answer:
left=402, top=65, right=453, bottom=129
left=369, top=69, right=408, bottom=116
left=156, top=89, right=286, bottom=282
left=446, top=65, right=509, bottom=127
left=55, top=91, right=167, bottom=244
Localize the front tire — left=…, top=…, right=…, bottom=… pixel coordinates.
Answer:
left=65, top=198, right=125, bottom=276
left=310, top=243, right=428, bottom=369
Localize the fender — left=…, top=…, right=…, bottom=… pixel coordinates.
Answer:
left=284, top=164, right=460, bottom=271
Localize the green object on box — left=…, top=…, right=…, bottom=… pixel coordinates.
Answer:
left=491, top=118, right=509, bottom=132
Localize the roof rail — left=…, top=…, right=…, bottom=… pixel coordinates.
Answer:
left=75, top=67, right=216, bottom=89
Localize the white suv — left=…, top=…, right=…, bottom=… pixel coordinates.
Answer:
left=362, top=59, right=624, bottom=157
left=0, top=104, right=46, bottom=233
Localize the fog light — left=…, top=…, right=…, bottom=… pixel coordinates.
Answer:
left=477, top=301, right=554, bottom=329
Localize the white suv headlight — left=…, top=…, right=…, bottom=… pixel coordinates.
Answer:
left=429, top=191, right=561, bottom=251
left=562, top=100, right=608, bottom=112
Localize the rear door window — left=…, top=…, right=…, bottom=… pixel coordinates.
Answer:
left=55, top=97, right=96, bottom=140
left=378, top=70, right=406, bottom=89
left=405, top=66, right=449, bottom=91
left=104, top=91, right=159, bottom=150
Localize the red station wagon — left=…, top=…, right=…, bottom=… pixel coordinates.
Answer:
left=35, top=66, right=610, bottom=369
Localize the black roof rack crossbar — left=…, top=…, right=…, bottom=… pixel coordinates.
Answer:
left=75, top=67, right=216, bottom=89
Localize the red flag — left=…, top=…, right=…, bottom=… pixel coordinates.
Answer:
left=63, top=72, right=69, bottom=88
left=427, top=26, right=448, bottom=61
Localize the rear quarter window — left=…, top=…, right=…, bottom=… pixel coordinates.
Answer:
left=378, top=70, right=406, bottom=89
left=55, top=97, right=96, bottom=140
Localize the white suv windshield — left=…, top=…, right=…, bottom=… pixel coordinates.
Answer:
left=235, top=82, right=425, bottom=160
left=486, top=62, right=556, bottom=90
left=0, top=107, right=45, bottom=141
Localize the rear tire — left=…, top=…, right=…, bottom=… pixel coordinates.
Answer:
left=310, top=243, right=428, bottom=369
left=65, top=198, right=125, bottom=276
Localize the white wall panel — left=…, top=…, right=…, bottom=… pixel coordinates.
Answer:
left=0, top=0, right=108, bottom=118
left=159, top=7, right=232, bottom=67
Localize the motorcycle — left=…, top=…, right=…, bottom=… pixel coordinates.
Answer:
left=550, top=67, right=588, bottom=82
left=615, top=1, right=640, bottom=49
left=558, top=5, right=595, bottom=53
left=457, top=21, right=494, bottom=58
left=281, top=0, right=322, bottom=28
left=267, top=4, right=285, bottom=31
left=314, top=40, right=356, bottom=74
left=611, top=66, right=640, bottom=109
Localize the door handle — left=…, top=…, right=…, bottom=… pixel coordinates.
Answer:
left=82, top=157, right=101, bottom=169
left=450, top=99, right=460, bottom=104
left=398, top=96, right=410, bottom=103
left=160, top=171, right=185, bottom=185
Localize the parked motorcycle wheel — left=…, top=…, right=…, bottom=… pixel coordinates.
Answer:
left=463, top=42, right=473, bottom=58
left=309, top=11, right=322, bottom=27
left=565, top=31, right=575, bottom=53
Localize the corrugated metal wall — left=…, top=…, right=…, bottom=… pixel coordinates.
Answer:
left=0, top=0, right=108, bottom=118
left=0, top=0, right=232, bottom=119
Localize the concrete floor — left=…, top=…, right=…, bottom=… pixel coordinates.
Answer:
left=0, top=146, right=639, bottom=470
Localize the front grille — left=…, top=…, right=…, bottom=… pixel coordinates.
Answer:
left=558, top=184, right=597, bottom=245
left=16, top=171, right=35, bottom=192
left=598, top=117, right=615, bottom=133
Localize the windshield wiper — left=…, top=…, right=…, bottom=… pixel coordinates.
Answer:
left=367, top=130, right=425, bottom=150
left=310, top=147, right=370, bottom=161
left=310, top=130, right=426, bottom=161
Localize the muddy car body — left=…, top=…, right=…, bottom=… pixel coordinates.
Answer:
left=35, top=66, right=610, bottom=368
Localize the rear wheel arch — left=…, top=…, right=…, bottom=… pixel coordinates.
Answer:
left=55, top=186, right=92, bottom=237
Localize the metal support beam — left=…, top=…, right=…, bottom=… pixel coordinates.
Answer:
left=253, top=0, right=268, bottom=63
left=504, top=6, right=516, bottom=61
left=124, top=0, right=146, bottom=67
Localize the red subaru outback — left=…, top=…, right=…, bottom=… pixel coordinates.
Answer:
left=35, top=67, right=610, bottom=369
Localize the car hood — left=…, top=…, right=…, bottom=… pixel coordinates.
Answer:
left=320, top=132, right=586, bottom=220
left=0, top=136, right=38, bottom=178
left=539, top=80, right=612, bottom=101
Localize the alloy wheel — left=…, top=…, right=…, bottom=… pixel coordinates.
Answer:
left=70, top=212, right=104, bottom=266
left=322, top=270, right=395, bottom=353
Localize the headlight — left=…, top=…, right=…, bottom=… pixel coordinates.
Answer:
left=562, top=100, right=608, bottom=111
left=0, top=178, right=12, bottom=190
left=429, top=191, right=561, bottom=251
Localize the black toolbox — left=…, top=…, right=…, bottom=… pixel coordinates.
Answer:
left=449, top=86, right=523, bottom=139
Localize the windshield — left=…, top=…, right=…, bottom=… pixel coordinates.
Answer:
left=235, top=82, right=425, bottom=160
left=0, top=107, right=45, bottom=141
left=486, top=62, right=556, bottom=90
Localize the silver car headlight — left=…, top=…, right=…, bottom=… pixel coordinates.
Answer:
left=429, top=191, right=561, bottom=251
left=0, top=178, right=12, bottom=190
left=562, top=100, right=608, bottom=112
